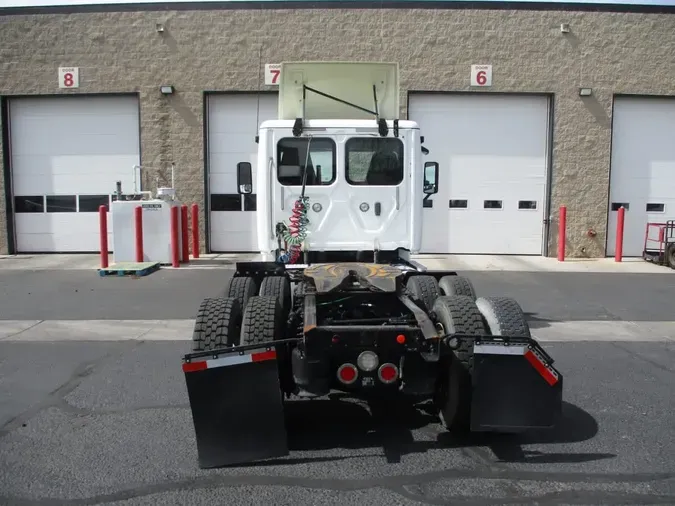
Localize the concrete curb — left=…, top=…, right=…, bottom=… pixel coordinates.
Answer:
left=1, top=319, right=673, bottom=342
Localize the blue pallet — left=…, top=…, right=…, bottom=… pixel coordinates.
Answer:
left=98, top=262, right=160, bottom=277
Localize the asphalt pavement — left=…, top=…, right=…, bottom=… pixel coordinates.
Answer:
left=0, top=265, right=674, bottom=505
left=0, top=267, right=673, bottom=322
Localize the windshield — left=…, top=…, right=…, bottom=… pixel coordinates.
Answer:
left=345, top=137, right=404, bottom=186
left=276, top=137, right=336, bottom=186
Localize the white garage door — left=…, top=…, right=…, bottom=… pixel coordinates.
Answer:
left=606, top=96, right=675, bottom=257
left=9, top=95, right=141, bottom=252
left=408, top=94, right=551, bottom=255
left=207, top=93, right=278, bottom=252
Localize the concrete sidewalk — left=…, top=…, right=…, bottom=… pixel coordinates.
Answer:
left=1, top=319, right=674, bottom=342
left=0, top=252, right=672, bottom=273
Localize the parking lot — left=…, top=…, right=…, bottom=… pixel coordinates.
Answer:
left=0, top=256, right=674, bottom=505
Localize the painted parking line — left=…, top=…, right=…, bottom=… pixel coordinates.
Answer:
left=0, top=319, right=674, bottom=342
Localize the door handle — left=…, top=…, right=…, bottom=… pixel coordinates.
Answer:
left=374, top=202, right=381, bottom=216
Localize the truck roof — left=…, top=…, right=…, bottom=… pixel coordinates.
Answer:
left=259, top=119, right=419, bottom=130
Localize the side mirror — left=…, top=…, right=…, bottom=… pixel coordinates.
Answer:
left=237, top=162, right=252, bottom=194
left=423, top=161, right=439, bottom=195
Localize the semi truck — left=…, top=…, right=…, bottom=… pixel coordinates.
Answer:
left=181, top=61, right=563, bottom=469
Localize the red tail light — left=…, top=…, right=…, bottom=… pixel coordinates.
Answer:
left=337, top=363, right=358, bottom=385
left=378, top=363, right=398, bottom=384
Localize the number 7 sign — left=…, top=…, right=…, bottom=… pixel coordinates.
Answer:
left=470, top=65, right=492, bottom=87
left=265, top=64, right=281, bottom=86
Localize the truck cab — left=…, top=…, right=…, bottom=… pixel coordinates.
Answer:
left=233, top=62, right=439, bottom=265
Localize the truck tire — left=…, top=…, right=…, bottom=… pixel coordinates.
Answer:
left=475, top=296, right=531, bottom=338
left=240, top=295, right=285, bottom=346
left=223, top=276, right=258, bottom=311
left=191, top=297, right=243, bottom=351
left=259, top=275, right=292, bottom=316
left=439, top=275, right=476, bottom=300
left=432, top=295, right=487, bottom=432
left=406, top=275, right=440, bottom=312
left=667, top=243, right=675, bottom=269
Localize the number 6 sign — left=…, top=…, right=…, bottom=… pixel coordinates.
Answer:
left=58, top=67, right=79, bottom=89
left=470, top=65, right=492, bottom=87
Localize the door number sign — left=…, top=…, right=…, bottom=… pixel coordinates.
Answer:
left=265, top=64, right=281, bottom=86
left=470, top=65, right=492, bottom=87
left=58, top=67, right=79, bottom=89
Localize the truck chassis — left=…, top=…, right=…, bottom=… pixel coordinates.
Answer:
left=182, top=258, right=563, bottom=468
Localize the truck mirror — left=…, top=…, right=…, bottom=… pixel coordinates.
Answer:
left=237, top=162, right=253, bottom=194
left=423, top=161, right=439, bottom=195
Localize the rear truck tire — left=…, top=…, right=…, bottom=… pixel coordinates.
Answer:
left=406, top=275, right=441, bottom=312
left=475, top=296, right=531, bottom=338
left=240, top=295, right=293, bottom=395
left=432, top=295, right=487, bottom=433
left=191, top=297, right=243, bottom=351
left=240, top=295, right=285, bottom=346
left=667, top=243, right=675, bottom=269
left=439, top=275, right=477, bottom=300
left=259, top=275, right=292, bottom=316
left=223, top=276, right=258, bottom=312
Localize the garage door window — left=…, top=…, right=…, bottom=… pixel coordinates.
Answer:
left=14, top=196, right=44, bottom=213
left=46, top=195, right=77, bottom=213
left=277, top=137, right=336, bottom=186
left=346, top=138, right=404, bottom=186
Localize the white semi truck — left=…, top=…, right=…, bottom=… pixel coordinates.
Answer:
left=181, top=61, right=564, bottom=469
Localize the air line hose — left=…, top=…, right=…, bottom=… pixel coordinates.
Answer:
left=277, top=137, right=312, bottom=264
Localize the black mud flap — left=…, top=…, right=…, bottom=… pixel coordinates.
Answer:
left=182, top=347, right=289, bottom=468
left=469, top=339, right=563, bottom=432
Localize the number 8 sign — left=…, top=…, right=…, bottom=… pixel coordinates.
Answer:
left=470, top=65, right=492, bottom=87
left=58, top=67, right=79, bottom=89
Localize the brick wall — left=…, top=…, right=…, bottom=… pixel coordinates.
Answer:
left=0, top=7, right=674, bottom=255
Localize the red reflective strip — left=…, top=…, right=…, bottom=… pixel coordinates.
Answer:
left=182, top=361, right=208, bottom=373
left=524, top=350, right=558, bottom=386
left=251, top=350, right=277, bottom=362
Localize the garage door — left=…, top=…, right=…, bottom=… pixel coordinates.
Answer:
left=606, top=96, right=675, bottom=257
left=408, top=94, right=551, bottom=255
left=207, top=93, right=278, bottom=252
left=8, top=95, right=141, bottom=252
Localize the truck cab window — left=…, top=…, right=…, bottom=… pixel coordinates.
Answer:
left=276, top=137, right=336, bottom=186
left=346, top=137, right=404, bottom=186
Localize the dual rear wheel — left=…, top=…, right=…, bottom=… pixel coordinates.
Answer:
left=191, top=275, right=291, bottom=352
left=405, top=273, right=531, bottom=432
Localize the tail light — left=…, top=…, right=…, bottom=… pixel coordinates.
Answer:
left=337, top=363, right=358, bottom=385
left=378, top=363, right=398, bottom=384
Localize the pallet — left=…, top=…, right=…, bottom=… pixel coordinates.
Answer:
left=98, top=262, right=160, bottom=277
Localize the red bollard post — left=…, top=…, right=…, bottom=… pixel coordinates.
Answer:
left=191, top=203, right=200, bottom=259
left=134, top=206, right=144, bottom=263
left=557, top=205, right=566, bottom=262
left=181, top=204, right=189, bottom=263
left=170, top=205, right=180, bottom=268
left=615, top=206, right=625, bottom=262
left=99, top=205, right=109, bottom=268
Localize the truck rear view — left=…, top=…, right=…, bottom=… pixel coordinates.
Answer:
left=181, top=61, right=564, bottom=469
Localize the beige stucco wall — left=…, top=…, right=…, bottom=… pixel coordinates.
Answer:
left=0, top=7, right=674, bottom=255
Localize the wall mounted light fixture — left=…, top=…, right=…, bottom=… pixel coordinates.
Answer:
left=560, top=23, right=570, bottom=33
left=160, top=85, right=174, bottom=95
left=156, top=23, right=165, bottom=33
left=579, top=87, right=592, bottom=96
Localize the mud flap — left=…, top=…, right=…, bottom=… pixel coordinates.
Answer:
left=469, top=339, right=563, bottom=432
left=182, top=347, right=289, bottom=468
